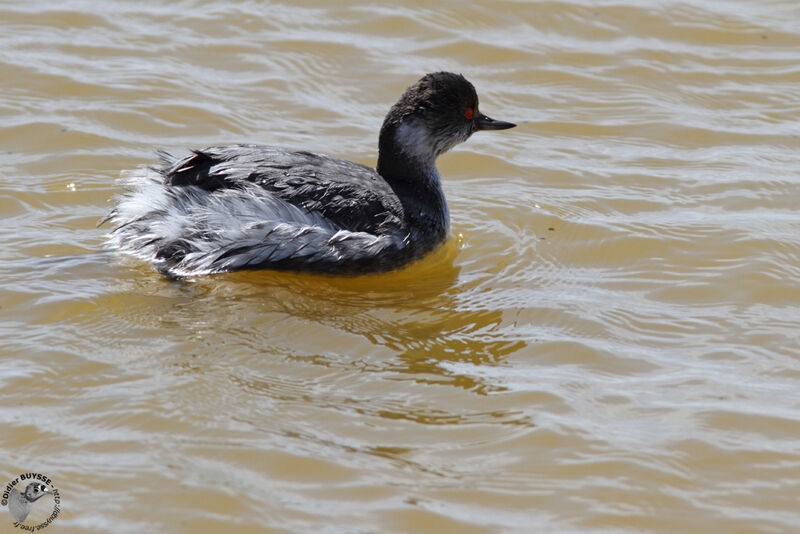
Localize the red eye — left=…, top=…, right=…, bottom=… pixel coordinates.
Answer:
left=465, top=107, right=473, bottom=120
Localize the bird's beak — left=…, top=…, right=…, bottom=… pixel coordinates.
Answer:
left=475, top=112, right=516, bottom=131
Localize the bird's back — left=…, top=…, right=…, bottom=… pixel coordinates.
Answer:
left=163, top=145, right=407, bottom=235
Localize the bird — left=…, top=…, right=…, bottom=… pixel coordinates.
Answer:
left=105, top=72, right=516, bottom=277
left=7, top=482, right=53, bottom=523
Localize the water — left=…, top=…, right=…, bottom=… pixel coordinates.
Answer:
left=2, top=1, right=800, bottom=532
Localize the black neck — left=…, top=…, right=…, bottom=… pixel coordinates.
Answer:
left=377, top=141, right=449, bottom=243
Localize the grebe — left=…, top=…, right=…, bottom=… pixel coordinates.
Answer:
left=105, top=72, right=515, bottom=277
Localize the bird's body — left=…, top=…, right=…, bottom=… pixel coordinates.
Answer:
left=110, top=146, right=428, bottom=275
left=106, top=72, right=515, bottom=277
left=7, top=483, right=52, bottom=523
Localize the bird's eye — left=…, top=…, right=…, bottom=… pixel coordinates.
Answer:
left=465, top=107, right=474, bottom=120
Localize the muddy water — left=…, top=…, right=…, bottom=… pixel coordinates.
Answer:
left=2, top=1, right=800, bottom=532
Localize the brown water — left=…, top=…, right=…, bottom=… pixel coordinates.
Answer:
left=2, top=1, right=800, bottom=532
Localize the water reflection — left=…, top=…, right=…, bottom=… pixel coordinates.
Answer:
left=136, top=238, right=529, bottom=396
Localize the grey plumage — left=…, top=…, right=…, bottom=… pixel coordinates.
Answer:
left=107, top=148, right=410, bottom=276
left=7, top=483, right=52, bottom=523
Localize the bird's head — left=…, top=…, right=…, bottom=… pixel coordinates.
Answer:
left=23, top=483, right=53, bottom=503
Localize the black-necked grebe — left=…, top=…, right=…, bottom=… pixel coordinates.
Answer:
left=105, top=72, right=515, bottom=277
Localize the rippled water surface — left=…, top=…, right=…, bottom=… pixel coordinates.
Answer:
left=2, top=1, right=800, bottom=532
